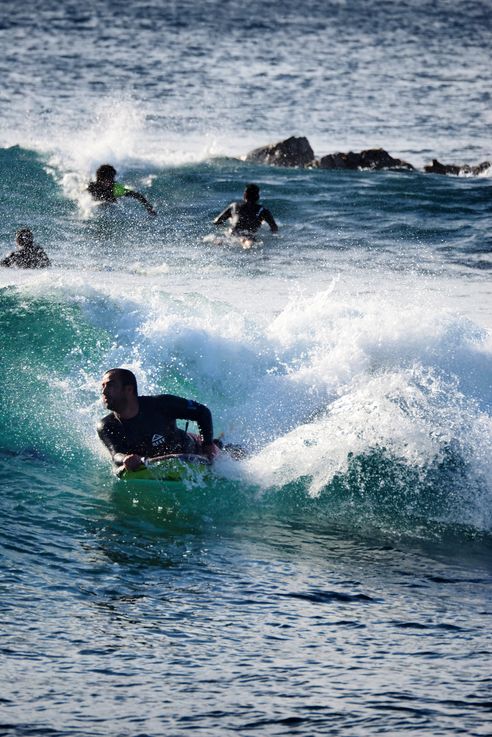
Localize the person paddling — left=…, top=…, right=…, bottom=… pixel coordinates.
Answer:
left=0, top=228, right=51, bottom=269
left=213, top=183, right=278, bottom=237
left=88, top=164, right=157, bottom=216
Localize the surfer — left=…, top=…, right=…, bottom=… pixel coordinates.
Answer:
left=87, top=164, right=157, bottom=216
left=213, top=183, right=278, bottom=238
left=97, top=368, right=220, bottom=472
left=0, top=228, right=51, bottom=269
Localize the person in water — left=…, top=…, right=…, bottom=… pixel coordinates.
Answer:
left=88, top=164, right=157, bottom=216
left=213, top=183, right=278, bottom=236
left=0, top=228, right=51, bottom=269
left=97, top=368, right=220, bottom=472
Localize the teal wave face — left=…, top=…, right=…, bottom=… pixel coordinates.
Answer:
left=320, top=445, right=489, bottom=539
left=0, top=146, right=70, bottom=239
left=0, top=288, right=111, bottom=461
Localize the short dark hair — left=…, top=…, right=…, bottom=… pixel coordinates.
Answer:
left=96, top=164, right=117, bottom=180
left=244, top=183, right=260, bottom=202
left=104, top=368, right=138, bottom=394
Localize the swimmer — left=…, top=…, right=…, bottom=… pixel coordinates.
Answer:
left=0, top=228, right=51, bottom=269
left=87, top=164, right=157, bottom=216
left=213, top=183, right=278, bottom=239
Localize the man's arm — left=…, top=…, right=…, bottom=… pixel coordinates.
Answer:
left=0, top=255, right=14, bottom=267
left=97, top=418, right=134, bottom=469
left=261, top=208, right=278, bottom=233
left=124, top=190, right=157, bottom=216
left=213, top=205, right=233, bottom=226
left=36, top=250, right=51, bottom=268
left=158, top=395, right=214, bottom=445
left=157, top=394, right=218, bottom=459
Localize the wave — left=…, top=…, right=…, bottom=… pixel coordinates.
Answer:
left=1, top=282, right=490, bottom=536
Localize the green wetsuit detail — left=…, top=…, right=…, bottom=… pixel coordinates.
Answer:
left=112, top=182, right=128, bottom=198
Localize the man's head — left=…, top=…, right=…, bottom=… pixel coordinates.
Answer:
left=243, top=183, right=260, bottom=203
left=96, top=164, right=117, bottom=182
left=101, top=368, right=138, bottom=414
left=16, top=228, right=34, bottom=249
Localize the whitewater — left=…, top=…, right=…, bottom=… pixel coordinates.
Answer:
left=1, top=1, right=491, bottom=735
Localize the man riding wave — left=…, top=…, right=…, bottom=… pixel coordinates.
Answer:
left=97, top=368, right=219, bottom=474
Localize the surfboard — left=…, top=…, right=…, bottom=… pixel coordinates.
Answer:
left=117, top=453, right=212, bottom=482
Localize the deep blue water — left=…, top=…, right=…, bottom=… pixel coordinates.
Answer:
left=0, top=1, right=491, bottom=735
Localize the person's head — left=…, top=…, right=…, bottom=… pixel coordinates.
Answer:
left=101, top=368, right=138, bottom=414
left=16, top=228, right=34, bottom=249
left=243, top=183, right=260, bottom=203
left=96, top=164, right=117, bottom=182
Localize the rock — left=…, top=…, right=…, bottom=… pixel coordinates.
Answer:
left=244, top=140, right=491, bottom=175
left=424, top=158, right=491, bottom=176
left=245, top=136, right=315, bottom=168
left=315, top=148, right=415, bottom=171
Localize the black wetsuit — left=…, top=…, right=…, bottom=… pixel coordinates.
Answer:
left=1, top=245, right=50, bottom=268
left=87, top=181, right=118, bottom=203
left=97, top=394, right=213, bottom=467
left=214, top=201, right=277, bottom=235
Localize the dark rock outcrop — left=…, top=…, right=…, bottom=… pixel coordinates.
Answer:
left=424, top=158, right=490, bottom=176
left=315, top=148, right=415, bottom=171
left=245, top=136, right=315, bottom=168
left=244, top=137, right=489, bottom=177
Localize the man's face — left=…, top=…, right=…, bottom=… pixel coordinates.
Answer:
left=101, top=372, right=131, bottom=412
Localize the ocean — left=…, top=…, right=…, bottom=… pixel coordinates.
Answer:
left=1, top=1, right=491, bottom=735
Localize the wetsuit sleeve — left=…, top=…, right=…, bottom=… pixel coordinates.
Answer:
left=123, top=189, right=156, bottom=214
left=112, top=183, right=127, bottom=197
left=89, top=181, right=117, bottom=203
left=261, top=208, right=278, bottom=233
left=35, top=249, right=51, bottom=268
left=213, top=204, right=233, bottom=225
left=0, top=253, right=15, bottom=267
left=157, top=395, right=214, bottom=444
left=97, top=418, right=128, bottom=466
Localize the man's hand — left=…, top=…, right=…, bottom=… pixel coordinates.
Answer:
left=123, top=454, right=145, bottom=471
left=202, top=442, right=220, bottom=461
